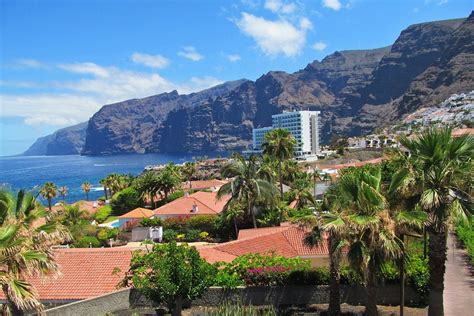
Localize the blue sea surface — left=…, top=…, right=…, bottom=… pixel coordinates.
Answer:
left=0, top=153, right=223, bottom=205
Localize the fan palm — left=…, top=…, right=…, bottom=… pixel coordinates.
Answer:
left=262, top=128, right=297, bottom=199
left=134, top=171, right=161, bottom=208
left=217, top=155, right=277, bottom=228
left=181, top=162, right=197, bottom=189
left=39, top=182, right=57, bottom=211
left=99, top=178, right=109, bottom=200
left=222, top=201, right=244, bottom=238
left=61, top=204, right=88, bottom=226
left=81, top=181, right=91, bottom=201
left=58, top=186, right=68, bottom=202
left=0, top=190, right=71, bottom=314
left=289, top=173, right=316, bottom=209
left=389, top=127, right=473, bottom=316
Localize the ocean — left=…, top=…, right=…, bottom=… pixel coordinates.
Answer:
left=0, top=153, right=224, bottom=205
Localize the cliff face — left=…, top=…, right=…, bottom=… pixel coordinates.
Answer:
left=23, top=122, right=87, bottom=156
left=25, top=14, right=473, bottom=156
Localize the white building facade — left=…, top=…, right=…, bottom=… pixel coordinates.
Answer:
left=251, top=111, right=321, bottom=159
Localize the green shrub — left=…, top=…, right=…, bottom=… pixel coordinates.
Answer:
left=456, top=218, right=474, bottom=265
left=162, top=216, right=188, bottom=232
left=110, top=187, right=142, bottom=215
left=95, top=205, right=112, bottom=223
left=187, top=215, right=218, bottom=234
left=140, top=217, right=162, bottom=227
left=75, top=236, right=100, bottom=248
left=124, top=242, right=216, bottom=315
left=185, top=229, right=201, bottom=242
left=155, top=190, right=185, bottom=207
left=163, top=229, right=178, bottom=242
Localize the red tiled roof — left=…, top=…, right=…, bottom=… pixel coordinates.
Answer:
left=214, top=225, right=329, bottom=258
left=182, top=179, right=228, bottom=191
left=238, top=225, right=289, bottom=240
left=0, top=248, right=133, bottom=301
left=452, top=128, right=474, bottom=137
left=197, top=246, right=237, bottom=263
left=119, top=207, right=154, bottom=219
left=154, top=191, right=230, bottom=216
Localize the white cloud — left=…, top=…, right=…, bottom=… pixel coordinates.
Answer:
left=227, top=54, right=242, bottom=62
left=131, top=52, right=170, bottom=69
left=264, top=0, right=297, bottom=14
left=312, top=41, right=327, bottom=51
left=1, top=61, right=222, bottom=128
left=322, top=0, right=342, bottom=10
left=236, top=12, right=311, bottom=57
left=178, top=46, right=204, bottom=61
left=11, top=58, right=49, bottom=69
left=58, top=62, right=111, bottom=77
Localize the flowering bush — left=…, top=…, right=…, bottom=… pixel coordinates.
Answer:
left=243, top=266, right=290, bottom=286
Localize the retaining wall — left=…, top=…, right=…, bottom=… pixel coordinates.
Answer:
left=45, top=285, right=422, bottom=315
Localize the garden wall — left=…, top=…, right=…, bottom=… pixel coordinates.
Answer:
left=45, top=285, right=422, bottom=315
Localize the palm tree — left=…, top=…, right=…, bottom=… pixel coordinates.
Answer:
left=262, top=128, right=297, bottom=199
left=299, top=182, right=348, bottom=316
left=337, top=166, right=404, bottom=316
left=289, top=173, right=316, bottom=209
left=39, top=182, right=57, bottom=211
left=181, top=162, right=197, bottom=189
left=81, top=181, right=91, bottom=201
left=222, top=201, right=244, bottom=238
left=390, top=127, right=473, bottom=316
left=0, top=190, right=71, bottom=314
left=62, top=204, right=88, bottom=226
left=99, top=178, right=109, bottom=200
left=217, top=155, right=277, bottom=228
left=157, top=164, right=182, bottom=200
left=134, top=171, right=161, bottom=208
left=58, top=186, right=68, bottom=202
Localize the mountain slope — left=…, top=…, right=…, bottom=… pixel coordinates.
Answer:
left=24, top=14, right=473, bottom=156
left=23, top=122, right=87, bottom=156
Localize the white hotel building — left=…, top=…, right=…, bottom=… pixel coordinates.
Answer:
left=250, top=111, right=321, bottom=159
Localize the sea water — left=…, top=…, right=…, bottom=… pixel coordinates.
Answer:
left=0, top=153, right=224, bottom=204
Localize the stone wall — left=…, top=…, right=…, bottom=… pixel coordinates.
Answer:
left=45, top=285, right=422, bottom=315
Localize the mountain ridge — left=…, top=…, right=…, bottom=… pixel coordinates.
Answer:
left=23, top=13, right=473, bottom=156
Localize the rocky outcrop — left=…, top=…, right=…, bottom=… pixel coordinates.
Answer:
left=25, top=14, right=473, bottom=156
left=23, top=122, right=87, bottom=156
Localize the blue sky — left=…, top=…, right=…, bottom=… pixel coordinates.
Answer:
left=0, top=0, right=472, bottom=156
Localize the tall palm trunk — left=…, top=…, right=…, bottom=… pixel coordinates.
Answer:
left=47, top=198, right=52, bottom=211
left=233, top=218, right=239, bottom=238
left=104, top=187, right=108, bottom=200
left=86, top=192, right=89, bottom=201
left=328, top=237, right=341, bottom=315
left=278, top=160, right=283, bottom=199
left=428, top=230, right=447, bottom=316
left=365, top=259, right=378, bottom=316
left=248, top=199, right=257, bottom=228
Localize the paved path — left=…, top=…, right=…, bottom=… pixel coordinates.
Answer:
left=443, top=231, right=474, bottom=315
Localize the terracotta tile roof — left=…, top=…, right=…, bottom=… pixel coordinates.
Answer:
left=153, top=191, right=230, bottom=216
left=452, top=128, right=474, bottom=137
left=0, top=248, right=133, bottom=301
left=50, top=200, right=101, bottom=215
left=197, top=246, right=237, bottom=263
left=238, top=225, right=289, bottom=240
left=118, top=207, right=154, bottom=219
left=182, top=179, right=228, bottom=191
left=214, top=225, right=329, bottom=258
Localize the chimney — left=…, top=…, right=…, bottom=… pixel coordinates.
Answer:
left=192, top=203, right=198, bottom=213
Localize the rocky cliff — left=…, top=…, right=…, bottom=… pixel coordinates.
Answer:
left=23, top=122, right=87, bottom=156
left=25, top=13, right=473, bottom=156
